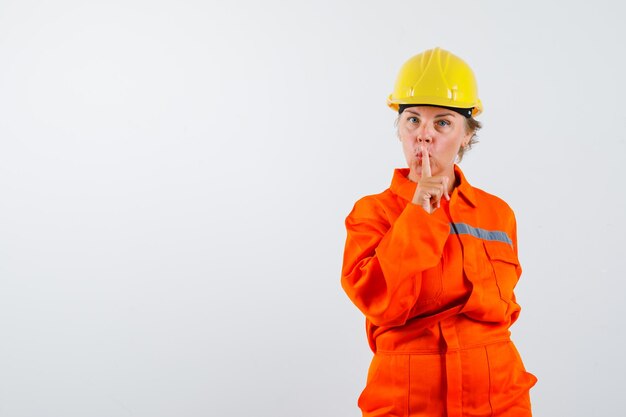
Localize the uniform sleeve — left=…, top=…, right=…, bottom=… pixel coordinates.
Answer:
left=509, top=210, right=523, bottom=323
left=510, top=210, right=523, bottom=281
left=341, top=197, right=450, bottom=327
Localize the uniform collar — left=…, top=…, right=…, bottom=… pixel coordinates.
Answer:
left=390, top=165, right=478, bottom=207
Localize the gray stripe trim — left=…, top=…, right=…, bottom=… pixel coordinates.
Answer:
left=450, top=222, right=512, bottom=245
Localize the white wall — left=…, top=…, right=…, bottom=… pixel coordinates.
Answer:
left=1, top=0, right=624, bottom=415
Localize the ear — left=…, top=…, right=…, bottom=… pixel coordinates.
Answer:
left=461, top=129, right=473, bottom=148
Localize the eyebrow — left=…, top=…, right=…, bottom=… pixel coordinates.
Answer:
left=404, top=110, right=455, bottom=118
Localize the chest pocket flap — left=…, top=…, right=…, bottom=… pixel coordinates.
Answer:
left=483, top=241, right=521, bottom=302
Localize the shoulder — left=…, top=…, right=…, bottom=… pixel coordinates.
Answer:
left=349, top=188, right=397, bottom=221
left=469, top=186, right=518, bottom=233
left=455, top=165, right=515, bottom=217
left=472, top=186, right=514, bottom=213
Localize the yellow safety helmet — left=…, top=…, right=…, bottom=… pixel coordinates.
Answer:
left=387, top=47, right=482, bottom=117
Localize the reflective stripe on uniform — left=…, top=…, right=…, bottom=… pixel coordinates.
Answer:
left=450, top=222, right=512, bottom=245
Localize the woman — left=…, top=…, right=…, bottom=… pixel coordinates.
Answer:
left=341, top=47, right=537, bottom=417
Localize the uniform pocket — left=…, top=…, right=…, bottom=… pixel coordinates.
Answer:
left=358, top=354, right=409, bottom=416
left=483, top=241, right=520, bottom=303
left=485, top=342, right=537, bottom=415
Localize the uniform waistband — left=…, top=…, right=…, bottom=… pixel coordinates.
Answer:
left=372, top=313, right=512, bottom=354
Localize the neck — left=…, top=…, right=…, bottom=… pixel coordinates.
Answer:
left=441, top=167, right=458, bottom=194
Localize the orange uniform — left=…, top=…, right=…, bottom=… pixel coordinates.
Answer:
left=342, top=166, right=537, bottom=417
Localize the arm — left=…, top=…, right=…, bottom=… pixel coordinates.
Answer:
left=509, top=211, right=523, bottom=323
left=341, top=198, right=450, bottom=327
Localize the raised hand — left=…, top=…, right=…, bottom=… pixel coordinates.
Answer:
left=411, top=145, right=450, bottom=213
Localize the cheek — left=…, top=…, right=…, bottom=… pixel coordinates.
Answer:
left=401, top=141, right=412, bottom=157
left=400, top=140, right=416, bottom=162
left=398, top=131, right=412, bottom=149
left=437, top=137, right=463, bottom=160
left=398, top=126, right=410, bottom=140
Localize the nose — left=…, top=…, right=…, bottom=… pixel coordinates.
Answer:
left=416, top=124, right=434, bottom=144
left=417, top=135, right=432, bottom=144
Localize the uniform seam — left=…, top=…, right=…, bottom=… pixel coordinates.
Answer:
left=407, top=355, right=411, bottom=416
left=485, top=345, right=494, bottom=417
left=460, top=354, right=465, bottom=417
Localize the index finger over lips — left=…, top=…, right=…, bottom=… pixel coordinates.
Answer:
left=421, top=145, right=431, bottom=178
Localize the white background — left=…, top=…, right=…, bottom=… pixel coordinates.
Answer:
left=1, top=0, right=625, bottom=416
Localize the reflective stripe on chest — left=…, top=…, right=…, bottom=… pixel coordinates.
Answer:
left=449, top=222, right=512, bottom=245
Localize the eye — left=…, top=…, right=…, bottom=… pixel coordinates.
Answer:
left=436, top=119, right=451, bottom=127
left=407, top=116, right=419, bottom=123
